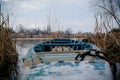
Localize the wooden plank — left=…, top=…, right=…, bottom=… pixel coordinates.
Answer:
left=36, top=50, right=88, bottom=55
left=23, top=58, right=41, bottom=67
left=35, top=50, right=88, bottom=63
left=23, top=50, right=88, bottom=67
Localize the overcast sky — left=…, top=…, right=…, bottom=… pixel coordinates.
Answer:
left=0, top=0, right=95, bottom=33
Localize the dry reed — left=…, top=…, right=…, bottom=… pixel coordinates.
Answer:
left=91, top=16, right=120, bottom=62
left=0, top=14, right=18, bottom=80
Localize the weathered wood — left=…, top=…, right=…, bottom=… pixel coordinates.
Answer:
left=36, top=50, right=88, bottom=55
left=23, top=50, right=88, bottom=67
left=23, top=58, right=41, bottom=67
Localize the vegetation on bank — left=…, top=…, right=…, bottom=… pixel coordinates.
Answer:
left=9, top=24, right=89, bottom=38
left=91, top=28, right=120, bottom=62
left=0, top=14, right=18, bottom=80
left=90, top=0, right=120, bottom=62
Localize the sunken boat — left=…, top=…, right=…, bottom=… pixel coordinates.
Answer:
left=24, top=38, right=99, bottom=64
left=20, top=38, right=116, bottom=80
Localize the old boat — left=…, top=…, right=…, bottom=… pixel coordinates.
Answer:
left=24, top=38, right=99, bottom=63
left=21, top=38, right=116, bottom=80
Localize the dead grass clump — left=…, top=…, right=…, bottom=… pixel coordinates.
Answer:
left=91, top=16, right=120, bottom=62
left=92, top=30, right=120, bottom=62
left=106, top=30, right=120, bottom=62
left=0, top=14, right=18, bottom=80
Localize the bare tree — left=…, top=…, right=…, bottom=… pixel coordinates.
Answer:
left=91, top=0, right=120, bottom=28
left=16, top=24, right=26, bottom=33
left=90, top=0, right=120, bottom=62
left=65, top=28, right=72, bottom=38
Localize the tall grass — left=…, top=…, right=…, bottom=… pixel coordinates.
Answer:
left=91, top=15, right=120, bottom=62
left=0, top=14, right=18, bottom=80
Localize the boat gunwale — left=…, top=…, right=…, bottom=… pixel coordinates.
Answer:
left=36, top=50, right=88, bottom=55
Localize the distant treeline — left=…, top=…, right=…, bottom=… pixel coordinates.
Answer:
left=9, top=24, right=120, bottom=38
left=9, top=24, right=92, bottom=38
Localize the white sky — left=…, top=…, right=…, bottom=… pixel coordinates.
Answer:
left=0, top=0, right=95, bottom=33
